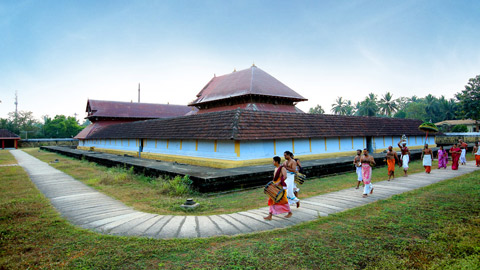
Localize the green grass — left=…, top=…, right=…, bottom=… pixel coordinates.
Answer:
left=21, top=147, right=477, bottom=216
left=1, top=150, right=479, bottom=269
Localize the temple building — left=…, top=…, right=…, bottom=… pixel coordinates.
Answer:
left=76, top=66, right=434, bottom=168
left=0, top=129, right=20, bottom=149
left=75, top=99, right=194, bottom=140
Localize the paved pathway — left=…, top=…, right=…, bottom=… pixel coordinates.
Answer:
left=11, top=149, right=479, bottom=239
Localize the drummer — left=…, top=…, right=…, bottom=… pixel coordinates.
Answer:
left=264, top=156, right=292, bottom=220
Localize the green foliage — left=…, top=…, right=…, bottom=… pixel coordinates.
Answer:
left=418, top=122, right=439, bottom=133
left=394, top=110, right=406, bottom=118
left=451, top=124, right=468, bottom=132
left=156, top=175, right=194, bottom=196
left=43, top=115, right=83, bottom=138
left=356, top=93, right=379, bottom=116
left=405, top=102, right=428, bottom=121
left=456, top=74, right=480, bottom=122
left=378, top=92, right=398, bottom=116
left=309, top=104, right=325, bottom=114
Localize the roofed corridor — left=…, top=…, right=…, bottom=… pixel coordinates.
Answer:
left=10, top=149, right=479, bottom=239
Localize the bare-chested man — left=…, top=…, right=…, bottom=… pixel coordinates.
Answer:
left=361, top=148, right=375, bottom=197
left=473, top=142, right=480, bottom=167
left=353, top=149, right=363, bottom=189
left=385, top=146, right=399, bottom=181
left=283, top=151, right=300, bottom=208
left=398, top=139, right=410, bottom=177
left=421, top=144, right=433, bottom=173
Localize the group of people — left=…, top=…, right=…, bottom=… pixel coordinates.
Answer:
left=265, top=138, right=480, bottom=220
left=438, top=139, right=479, bottom=170
left=264, top=151, right=302, bottom=220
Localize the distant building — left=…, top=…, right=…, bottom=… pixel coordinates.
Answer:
left=76, top=66, right=433, bottom=168
left=435, top=119, right=479, bottom=132
left=0, top=129, right=20, bottom=149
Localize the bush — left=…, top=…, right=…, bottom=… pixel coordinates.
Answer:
left=451, top=124, right=468, bottom=132
left=156, top=175, right=193, bottom=196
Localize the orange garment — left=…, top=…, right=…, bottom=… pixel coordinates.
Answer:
left=387, top=159, right=395, bottom=174
left=424, top=166, right=431, bottom=173
left=476, top=155, right=480, bottom=166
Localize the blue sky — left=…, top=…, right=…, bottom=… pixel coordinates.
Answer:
left=0, top=0, right=479, bottom=121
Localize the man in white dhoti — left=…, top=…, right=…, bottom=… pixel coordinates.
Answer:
left=398, top=139, right=410, bottom=177
left=353, top=149, right=363, bottom=189
left=283, top=151, right=300, bottom=208
left=421, top=144, right=433, bottom=173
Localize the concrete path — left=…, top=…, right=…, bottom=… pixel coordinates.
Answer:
left=11, top=149, right=480, bottom=239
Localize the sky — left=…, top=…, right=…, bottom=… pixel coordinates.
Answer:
left=0, top=0, right=479, bottom=121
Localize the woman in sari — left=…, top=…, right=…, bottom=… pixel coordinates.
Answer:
left=449, top=143, right=462, bottom=170
left=264, top=156, right=292, bottom=220
left=436, top=145, right=448, bottom=169
left=361, top=148, right=376, bottom=198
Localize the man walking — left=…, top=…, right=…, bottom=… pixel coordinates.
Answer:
left=385, top=146, right=399, bottom=181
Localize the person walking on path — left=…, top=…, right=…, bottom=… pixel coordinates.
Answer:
left=361, top=148, right=376, bottom=198
left=437, top=145, right=448, bottom=169
left=353, top=149, right=364, bottom=189
left=450, top=143, right=462, bottom=170
left=473, top=142, right=480, bottom=167
left=421, top=144, right=434, bottom=174
left=264, top=156, right=292, bottom=220
left=283, top=151, right=300, bottom=208
left=460, top=143, right=467, bottom=165
left=292, top=154, right=302, bottom=197
left=385, top=146, right=399, bottom=181
left=398, top=139, right=410, bottom=177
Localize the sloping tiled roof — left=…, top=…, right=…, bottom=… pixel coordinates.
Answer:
left=195, top=103, right=304, bottom=114
left=435, top=119, right=477, bottom=125
left=0, top=129, right=20, bottom=139
left=189, top=66, right=307, bottom=106
left=74, top=121, right=127, bottom=139
left=87, top=99, right=195, bottom=119
left=86, top=110, right=426, bottom=140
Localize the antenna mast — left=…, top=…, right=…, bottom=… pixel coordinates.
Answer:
left=14, top=91, right=18, bottom=127
left=138, top=83, right=140, bottom=103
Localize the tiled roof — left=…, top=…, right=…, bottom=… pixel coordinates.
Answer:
left=74, top=121, right=127, bottom=139
left=435, top=119, right=477, bottom=125
left=189, top=66, right=307, bottom=106
left=195, top=103, right=304, bottom=114
left=0, top=129, right=20, bottom=139
left=86, top=110, right=427, bottom=140
left=86, top=99, right=195, bottom=119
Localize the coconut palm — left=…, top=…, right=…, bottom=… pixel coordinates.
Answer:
left=356, top=93, right=379, bottom=116
left=331, top=97, right=346, bottom=115
left=378, top=92, right=398, bottom=116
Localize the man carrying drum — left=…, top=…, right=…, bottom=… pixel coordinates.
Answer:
left=264, top=156, right=292, bottom=220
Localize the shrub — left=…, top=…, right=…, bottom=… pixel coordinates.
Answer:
left=451, top=124, right=468, bottom=132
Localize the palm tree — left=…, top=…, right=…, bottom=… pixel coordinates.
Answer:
left=378, top=92, right=398, bottom=117
left=309, top=104, right=325, bottom=114
left=344, top=100, right=355, bottom=116
left=356, top=94, right=379, bottom=116
left=331, top=97, right=345, bottom=115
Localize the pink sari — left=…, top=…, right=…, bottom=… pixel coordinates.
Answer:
left=361, top=163, right=372, bottom=184
left=438, top=150, right=448, bottom=168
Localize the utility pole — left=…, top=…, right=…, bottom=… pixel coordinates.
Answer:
left=14, top=91, right=18, bottom=128
left=138, top=83, right=140, bottom=103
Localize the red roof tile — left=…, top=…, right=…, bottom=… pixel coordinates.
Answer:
left=189, top=66, right=307, bottom=106
left=87, top=99, right=195, bottom=120
left=86, top=110, right=427, bottom=141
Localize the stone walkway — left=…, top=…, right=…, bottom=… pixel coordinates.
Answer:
left=11, top=149, right=479, bottom=239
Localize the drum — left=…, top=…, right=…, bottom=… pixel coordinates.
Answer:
left=294, top=172, right=306, bottom=185
left=264, top=181, right=285, bottom=203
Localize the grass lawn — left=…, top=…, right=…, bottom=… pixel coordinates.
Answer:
left=22, top=147, right=477, bottom=216
left=1, top=150, right=479, bottom=269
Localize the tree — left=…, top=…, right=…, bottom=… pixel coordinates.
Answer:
left=331, top=97, right=346, bottom=115
left=343, top=100, right=355, bottom=116
left=405, top=102, right=427, bottom=121
left=378, top=92, right=397, bottom=116
left=309, top=105, right=325, bottom=114
left=438, top=96, right=458, bottom=121
left=43, top=115, right=84, bottom=138
left=451, top=124, right=468, bottom=132
left=356, top=93, right=379, bottom=116
left=7, top=110, right=41, bottom=138
left=456, top=74, right=480, bottom=131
